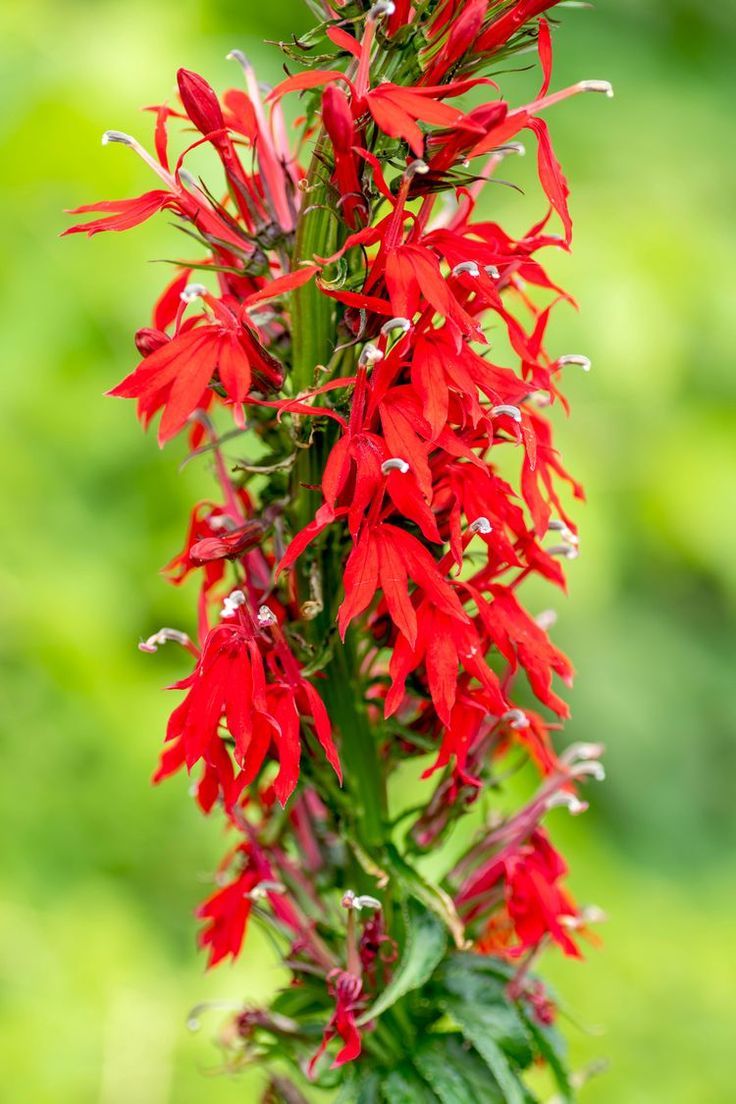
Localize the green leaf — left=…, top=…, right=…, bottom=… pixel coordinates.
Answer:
left=445, top=1001, right=528, bottom=1104
left=433, top=952, right=513, bottom=1005
left=382, top=1066, right=442, bottom=1103
left=385, top=844, right=467, bottom=948
left=414, top=1034, right=503, bottom=1103
left=519, top=1010, right=575, bottom=1103
left=358, top=899, right=447, bottom=1025
left=334, top=1069, right=382, bottom=1104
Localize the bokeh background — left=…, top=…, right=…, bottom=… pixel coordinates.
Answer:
left=2, top=0, right=735, bottom=1100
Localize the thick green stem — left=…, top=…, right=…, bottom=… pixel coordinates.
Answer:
left=289, top=142, right=387, bottom=854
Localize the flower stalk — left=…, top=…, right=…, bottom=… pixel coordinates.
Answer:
left=66, top=1, right=611, bottom=1097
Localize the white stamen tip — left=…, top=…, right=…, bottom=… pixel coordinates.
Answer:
left=503, top=708, right=530, bottom=730
left=353, top=894, right=382, bottom=911
left=359, top=343, right=383, bottom=367
left=547, top=544, right=579, bottom=560
left=406, top=159, right=429, bottom=178
left=484, top=265, right=501, bottom=279
left=226, top=49, right=249, bottom=70
left=102, top=129, right=134, bottom=146
left=572, top=760, right=606, bottom=782
left=535, top=609, right=557, bottom=631
left=139, top=627, right=191, bottom=653
left=247, top=879, right=286, bottom=900
left=181, top=283, right=208, bottom=304
left=558, top=354, right=591, bottom=372
left=381, top=457, right=409, bottom=475
left=452, top=261, right=480, bottom=278
left=370, top=0, right=396, bottom=16
left=257, top=605, right=277, bottom=627
left=220, top=589, right=246, bottom=619
left=567, top=742, right=605, bottom=762
left=547, top=792, right=589, bottom=816
left=579, top=80, right=614, bottom=98
left=470, top=516, right=492, bottom=535
left=492, top=404, right=522, bottom=423
left=380, top=317, right=411, bottom=337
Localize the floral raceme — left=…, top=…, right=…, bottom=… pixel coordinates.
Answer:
left=67, top=2, right=611, bottom=1098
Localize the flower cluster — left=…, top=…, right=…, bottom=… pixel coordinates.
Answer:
left=68, top=1, right=610, bottom=1097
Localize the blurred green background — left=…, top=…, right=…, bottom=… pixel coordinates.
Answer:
left=1, top=0, right=735, bottom=1100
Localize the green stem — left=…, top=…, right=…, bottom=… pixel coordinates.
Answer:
left=289, top=140, right=387, bottom=855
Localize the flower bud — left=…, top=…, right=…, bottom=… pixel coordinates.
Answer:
left=177, top=68, right=225, bottom=136
left=134, top=327, right=169, bottom=357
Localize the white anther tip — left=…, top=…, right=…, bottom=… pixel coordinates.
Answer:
left=492, top=404, right=522, bottom=423
left=370, top=0, right=396, bottom=18
left=406, top=159, right=429, bottom=177
left=180, top=283, right=208, bottom=303
left=470, top=516, right=493, bottom=535
left=558, top=354, right=591, bottom=372
left=257, top=605, right=277, bottom=627
left=380, top=317, right=411, bottom=337
left=381, top=457, right=410, bottom=475
left=102, top=129, right=133, bottom=146
left=359, top=343, right=383, bottom=366
left=580, top=80, right=614, bottom=98
left=452, top=261, right=480, bottom=278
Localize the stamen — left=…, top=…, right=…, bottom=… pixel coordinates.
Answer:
left=547, top=544, right=579, bottom=559
left=547, top=792, right=589, bottom=816
left=180, top=283, right=208, bottom=304
left=564, top=742, right=605, bottom=763
left=138, top=627, right=191, bottom=653
left=359, top=343, right=383, bottom=367
left=247, top=879, right=286, bottom=900
left=451, top=260, right=480, bottom=278
left=579, top=80, right=614, bottom=97
left=492, top=404, right=522, bottom=423
left=381, top=457, right=409, bottom=475
left=369, top=0, right=396, bottom=16
left=470, top=516, right=493, bottom=534
left=570, top=760, right=606, bottom=782
left=257, top=605, right=277, bottom=627
left=484, top=265, right=500, bottom=279
left=380, top=317, right=411, bottom=337
left=558, top=354, right=591, bottom=372
left=503, top=708, right=530, bottom=730
left=535, top=609, right=558, bottom=631
left=405, top=159, right=429, bottom=179
left=342, top=890, right=381, bottom=911
left=225, top=48, right=250, bottom=72
left=220, top=589, right=246, bottom=619
left=101, top=129, right=175, bottom=189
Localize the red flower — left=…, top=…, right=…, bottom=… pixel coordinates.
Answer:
left=307, top=970, right=364, bottom=1077
left=459, top=829, right=582, bottom=958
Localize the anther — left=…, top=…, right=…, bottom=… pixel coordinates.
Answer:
left=547, top=544, right=579, bottom=559
left=380, top=317, right=411, bottom=337
left=381, top=457, right=409, bottom=475
left=535, top=609, right=557, bottom=631
left=247, top=879, right=286, bottom=900
left=558, top=354, right=591, bottom=372
left=220, top=589, right=246, bottom=619
left=405, top=159, right=429, bottom=179
left=579, top=80, right=614, bottom=98
left=369, top=0, right=396, bottom=17
left=180, top=283, right=208, bottom=304
left=359, top=343, right=383, bottom=367
left=492, top=404, right=522, bottom=423
left=451, top=261, right=480, bottom=278
left=503, top=708, right=530, bottom=730
left=257, top=605, right=277, bottom=627
left=342, top=890, right=381, bottom=911
left=546, top=792, right=589, bottom=816
left=470, top=516, right=493, bottom=534
left=484, top=265, right=500, bottom=279
left=139, top=628, right=191, bottom=653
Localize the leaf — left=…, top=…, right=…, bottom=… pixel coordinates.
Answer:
left=414, top=1034, right=503, bottom=1103
left=385, top=844, right=467, bottom=948
left=445, top=1000, right=529, bottom=1104
left=519, top=1009, right=575, bottom=1103
left=433, top=951, right=514, bottom=1005
left=357, top=899, right=447, bottom=1025
left=382, top=1066, right=441, bottom=1103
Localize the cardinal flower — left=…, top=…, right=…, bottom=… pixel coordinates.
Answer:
left=307, top=970, right=364, bottom=1076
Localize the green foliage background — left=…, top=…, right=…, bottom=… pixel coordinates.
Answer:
left=1, top=1, right=734, bottom=1100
